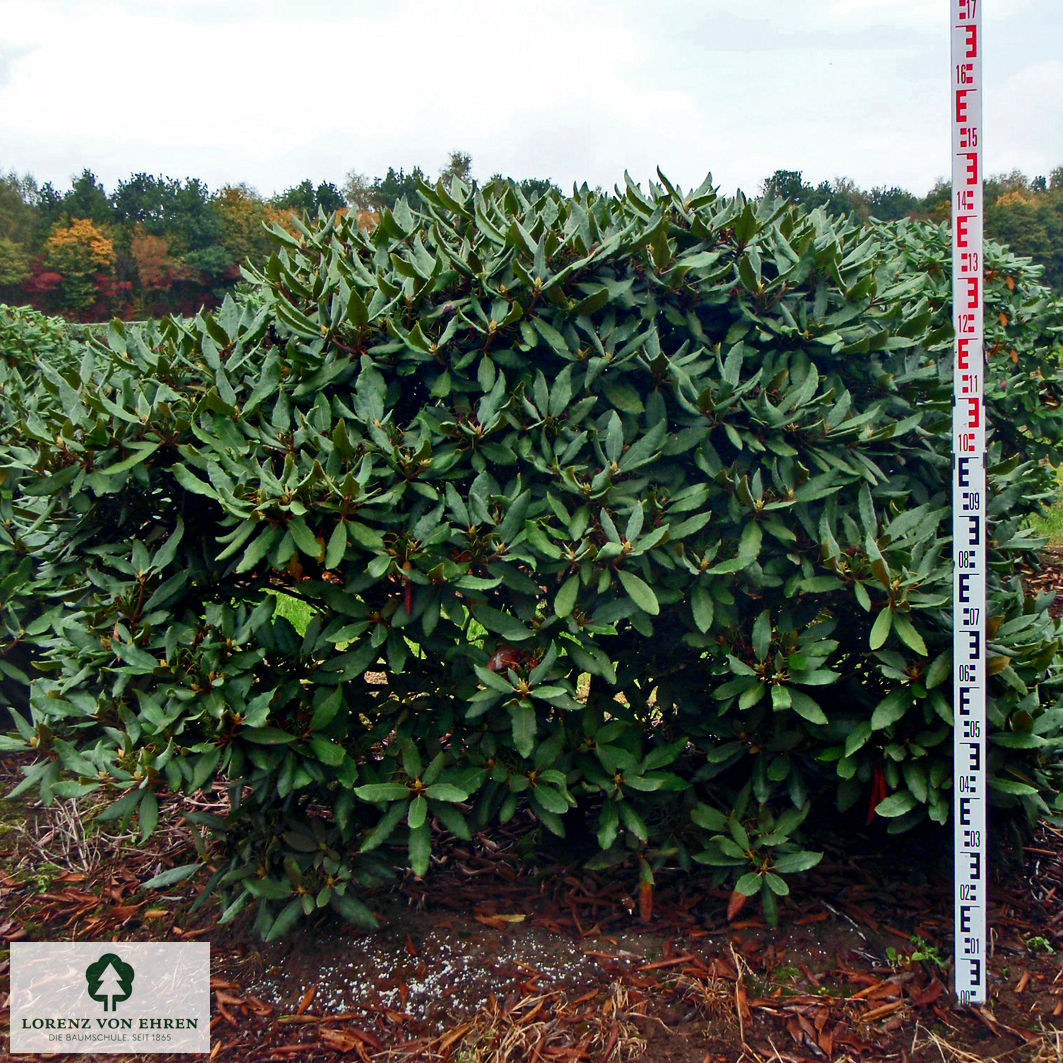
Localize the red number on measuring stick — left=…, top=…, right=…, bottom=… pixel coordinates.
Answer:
left=956, top=338, right=976, bottom=369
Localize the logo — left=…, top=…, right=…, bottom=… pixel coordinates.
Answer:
left=86, top=952, right=135, bottom=1011
left=11, top=942, right=210, bottom=1054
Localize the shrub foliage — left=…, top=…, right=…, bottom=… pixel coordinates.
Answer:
left=3, top=175, right=1063, bottom=937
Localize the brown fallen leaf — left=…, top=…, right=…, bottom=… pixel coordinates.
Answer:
left=639, top=881, right=654, bottom=923
left=726, top=889, right=748, bottom=922
left=216, top=1002, right=238, bottom=1027
left=276, top=1012, right=365, bottom=1026
left=111, top=904, right=146, bottom=922
left=850, top=978, right=889, bottom=1000
left=819, top=1020, right=838, bottom=1057
left=0, top=919, right=27, bottom=942
left=437, top=1021, right=473, bottom=1052
left=295, top=983, right=317, bottom=1016
left=600, top=1021, right=619, bottom=1059
left=474, top=912, right=527, bottom=929
left=348, top=1027, right=383, bottom=1050
left=861, top=1000, right=904, bottom=1023
left=735, top=981, right=751, bottom=1023
left=43, top=888, right=98, bottom=903
left=637, top=954, right=695, bottom=972
left=910, top=979, right=946, bottom=1008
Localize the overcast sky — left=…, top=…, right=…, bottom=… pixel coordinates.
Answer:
left=1, top=0, right=1059, bottom=201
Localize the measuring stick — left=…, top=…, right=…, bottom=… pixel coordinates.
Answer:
left=951, top=0, right=986, bottom=1007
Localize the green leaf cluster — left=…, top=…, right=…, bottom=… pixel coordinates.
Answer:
left=3, top=172, right=1063, bottom=937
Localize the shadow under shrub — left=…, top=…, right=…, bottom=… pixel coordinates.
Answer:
left=3, top=174, right=1063, bottom=938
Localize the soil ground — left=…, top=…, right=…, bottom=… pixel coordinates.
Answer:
left=3, top=771, right=1061, bottom=1063
left=3, top=558, right=1063, bottom=1062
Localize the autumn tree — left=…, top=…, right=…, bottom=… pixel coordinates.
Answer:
left=130, top=229, right=178, bottom=287
left=111, top=174, right=225, bottom=273
left=45, top=218, right=114, bottom=271
left=0, top=237, right=31, bottom=299
left=986, top=169, right=1032, bottom=198
left=42, top=217, right=117, bottom=317
left=986, top=184, right=1063, bottom=290
left=213, top=184, right=276, bottom=265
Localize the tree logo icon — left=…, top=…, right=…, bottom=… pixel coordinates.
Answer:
left=85, top=953, right=135, bottom=1011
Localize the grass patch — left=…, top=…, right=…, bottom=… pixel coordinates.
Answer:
left=1028, top=464, right=1063, bottom=548
left=1030, top=502, right=1063, bottom=548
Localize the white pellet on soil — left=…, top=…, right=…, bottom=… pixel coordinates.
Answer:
left=244, top=915, right=645, bottom=1030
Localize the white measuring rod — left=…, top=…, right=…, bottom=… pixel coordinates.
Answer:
left=950, top=0, right=987, bottom=1007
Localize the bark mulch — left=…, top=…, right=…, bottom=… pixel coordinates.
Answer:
left=1, top=752, right=1061, bottom=1063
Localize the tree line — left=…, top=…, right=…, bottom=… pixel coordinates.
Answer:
left=761, top=167, right=1063, bottom=293
left=0, top=152, right=1060, bottom=321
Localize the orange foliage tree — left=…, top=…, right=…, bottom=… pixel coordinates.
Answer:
left=128, top=227, right=189, bottom=315
left=43, top=218, right=117, bottom=317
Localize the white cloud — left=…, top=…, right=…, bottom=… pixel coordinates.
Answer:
left=825, top=0, right=940, bottom=31
left=0, top=0, right=652, bottom=189
left=987, top=60, right=1063, bottom=179
left=0, top=0, right=1057, bottom=198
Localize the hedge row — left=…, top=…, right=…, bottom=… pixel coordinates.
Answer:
left=2, top=174, right=1063, bottom=937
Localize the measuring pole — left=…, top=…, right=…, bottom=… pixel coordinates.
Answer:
left=951, top=0, right=987, bottom=1006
